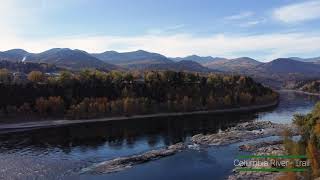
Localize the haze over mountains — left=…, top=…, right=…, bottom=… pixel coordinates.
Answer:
left=1, top=48, right=320, bottom=77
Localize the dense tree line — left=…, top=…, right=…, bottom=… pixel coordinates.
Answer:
left=0, top=69, right=278, bottom=120
left=0, top=60, right=62, bottom=73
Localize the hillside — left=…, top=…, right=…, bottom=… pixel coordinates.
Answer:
left=92, top=50, right=173, bottom=68
left=204, top=57, right=262, bottom=72
left=0, top=61, right=62, bottom=73
left=0, top=49, right=29, bottom=62
left=146, top=60, right=213, bottom=72
left=252, top=58, right=320, bottom=75
left=246, top=58, right=320, bottom=89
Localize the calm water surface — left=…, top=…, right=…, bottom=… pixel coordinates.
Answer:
left=0, top=91, right=319, bottom=180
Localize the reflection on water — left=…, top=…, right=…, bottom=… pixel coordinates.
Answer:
left=0, top=113, right=257, bottom=153
left=0, top=113, right=257, bottom=180
left=0, top=91, right=319, bottom=180
left=257, top=91, right=320, bottom=123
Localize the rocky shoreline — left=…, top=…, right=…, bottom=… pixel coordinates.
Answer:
left=192, top=121, right=301, bottom=179
left=81, top=121, right=297, bottom=176
left=228, top=142, right=287, bottom=180
left=191, top=121, right=298, bottom=146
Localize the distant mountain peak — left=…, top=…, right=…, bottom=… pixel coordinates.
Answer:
left=252, top=58, right=320, bottom=75
left=0, top=49, right=30, bottom=62
left=46, top=48, right=71, bottom=51
left=92, top=49, right=173, bottom=68
left=17, top=48, right=121, bottom=70
left=236, top=56, right=253, bottom=59
left=186, top=55, right=202, bottom=58
left=204, top=56, right=261, bottom=72
left=134, top=49, right=149, bottom=53
left=104, top=50, right=118, bottom=53
left=272, top=58, right=296, bottom=62
left=171, top=55, right=225, bottom=65
left=4, top=49, right=29, bottom=55
left=288, top=56, right=320, bottom=63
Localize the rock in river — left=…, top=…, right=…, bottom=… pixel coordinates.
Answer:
left=82, top=142, right=186, bottom=174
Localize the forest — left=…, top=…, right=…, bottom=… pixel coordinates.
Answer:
left=0, top=69, right=278, bottom=120
left=0, top=61, right=62, bottom=73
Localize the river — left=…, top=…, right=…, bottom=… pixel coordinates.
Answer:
left=0, top=91, right=318, bottom=180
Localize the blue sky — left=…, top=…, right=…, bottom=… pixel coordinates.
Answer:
left=1, top=0, right=320, bottom=61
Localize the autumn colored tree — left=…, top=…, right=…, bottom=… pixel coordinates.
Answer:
left=286, top=102, right=320, bottom=179
left=27, top=71, right=45, bottom=82
left=0, top=68, right=12, bottom=84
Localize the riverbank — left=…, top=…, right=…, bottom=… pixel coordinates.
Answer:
left=228, top=142, right=287, bottom=180
left=0, top=101, right=278, bottom=134
left=280, top=89, right=320, bottom=96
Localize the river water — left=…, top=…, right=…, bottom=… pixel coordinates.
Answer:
left=0, top=91, right=318, bottom=180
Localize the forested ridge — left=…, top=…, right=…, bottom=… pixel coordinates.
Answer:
left=0, top=69, right=278, bottom=120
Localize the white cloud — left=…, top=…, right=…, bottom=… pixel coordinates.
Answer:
left=1, top=32, right=320, bottom=62
left=273, top=1, right=320, bottom=23
left=224, top=12, right=253, bottom=20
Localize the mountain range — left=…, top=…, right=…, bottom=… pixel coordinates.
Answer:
left=91, top=50, right=173, bottom=68
left=1, top=48, right=320, bottom=78
left=0, top=48, right=120, bottom=71
left=253, top=58, right=320, bottom=75
left=289, top=57, right=320, bottom=63
left=171, top=55, right=226, bottom=64
left=203, top=57, right=262, bottom=72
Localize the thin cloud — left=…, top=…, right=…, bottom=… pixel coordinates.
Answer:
left=239, top=19, right=265, bottom=27
left=224, top=11, right=253, bottom=20
left=273, top=1, right=320, bottom=23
